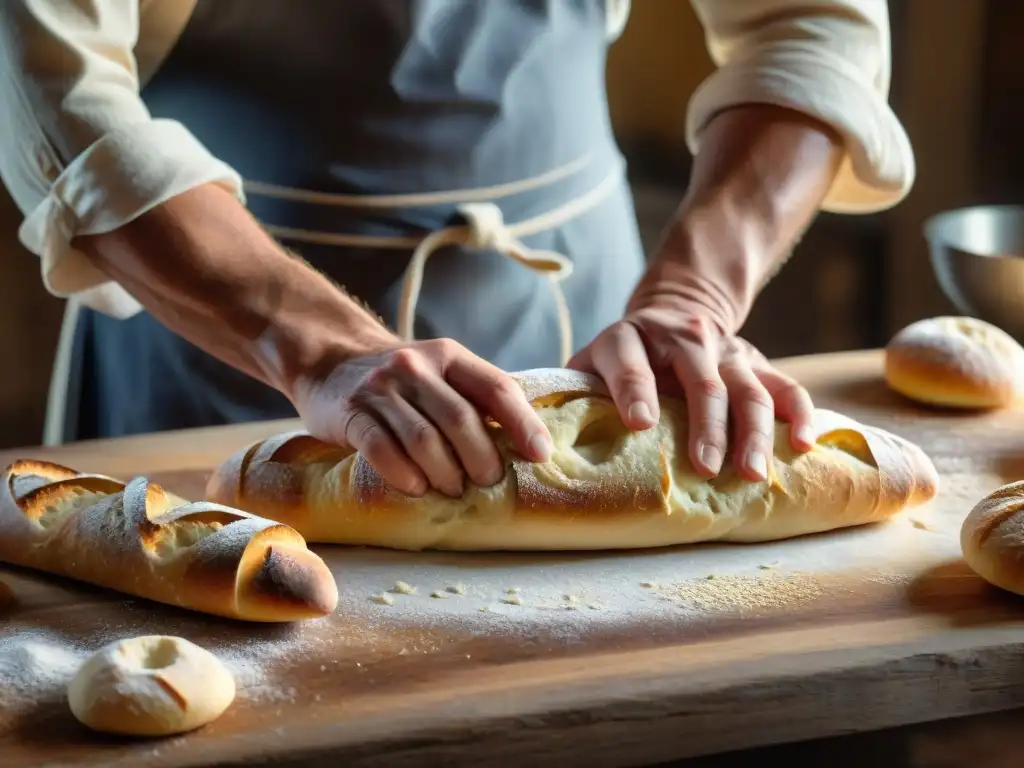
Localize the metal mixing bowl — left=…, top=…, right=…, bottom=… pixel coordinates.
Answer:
left=925, top=204, right=1024, bottom=339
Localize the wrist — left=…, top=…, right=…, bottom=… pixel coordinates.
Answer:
left=637, top=207, right=766, bottom=333
left=638, top=105, right=842, bottom=330
left=250, top=259, right=399, bottom=402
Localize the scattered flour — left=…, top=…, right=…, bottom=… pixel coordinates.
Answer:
left=206, top=619, right=332, bottom=704
left=0, top=497, right=965, bottom=722
left=0, top=617, right=330, bottom=717
left=655, top=572, right=826, bottom=613
left=0, top=630, right=90, bottom=724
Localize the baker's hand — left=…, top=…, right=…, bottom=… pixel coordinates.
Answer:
left=567, top=279, right=815, bottom=482
left=291, top=338, right=552, bottom=498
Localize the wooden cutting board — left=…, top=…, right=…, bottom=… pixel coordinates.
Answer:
left=3, top=349, right=1024, bottom=768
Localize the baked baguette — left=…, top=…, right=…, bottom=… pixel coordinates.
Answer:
left=207, top=369, right=939, bottom=552
left=0, top=459, right=338, bottom=621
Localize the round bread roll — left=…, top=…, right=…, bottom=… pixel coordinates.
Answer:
left=884, top=316, right=1024, bottom=409
left=961, top=481, right=1024, bottom=595
left=68, top=635, right=235, bottom=737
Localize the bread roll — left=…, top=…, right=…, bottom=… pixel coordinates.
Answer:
left=68, top=635, right=235, bottom=736
left=206, top=369, right=939, bottom=551
left=0, top=459, right=338, bottom=621
left=961, top=481, right=1024, bottom=595
left=884, top=316, right=1024, bottom=409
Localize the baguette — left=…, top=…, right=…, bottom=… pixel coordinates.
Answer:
left=0, top=459, right=338, bottom=621
left=207, top=369, right=940, bottom=552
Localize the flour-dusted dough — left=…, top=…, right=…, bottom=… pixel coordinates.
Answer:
left=68, top=635, right=235, bottom=736
left=207, top=369, right=939, bottom=552
left=884, top=316, right=1024, bottom=409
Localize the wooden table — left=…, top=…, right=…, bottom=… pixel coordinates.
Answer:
left=4, top=349, right=1024, bottom=768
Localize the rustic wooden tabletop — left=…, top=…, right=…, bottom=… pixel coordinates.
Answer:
left=3, top=350, right=1024, bottom=767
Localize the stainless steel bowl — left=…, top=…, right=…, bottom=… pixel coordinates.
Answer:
left=925, top=204, right=1024, bottom=339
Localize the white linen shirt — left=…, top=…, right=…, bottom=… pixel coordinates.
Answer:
left=0, top=0, right=915, bottom=319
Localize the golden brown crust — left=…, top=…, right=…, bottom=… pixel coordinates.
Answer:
left=206, top=369, right=940, bottom=552
left=961, top=481, right=1024, bottom=595
left=884, top=316, right=1024, bottom=409
left=0, top=459, right=338, bottom=622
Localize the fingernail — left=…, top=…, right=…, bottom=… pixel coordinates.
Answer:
left=747, top=451, right=768, bottom=480
left=529, top=433, right=552, bottom=461
left=628, top=401, right=654, bottom=426
left=795, top=426, right=815, bottom=448
left=444, top=483, right=464, bottom=498
left=699, top=442, right=723, bottom=474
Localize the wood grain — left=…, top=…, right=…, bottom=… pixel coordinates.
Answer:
left=4, top=350, right=1024, bottom=768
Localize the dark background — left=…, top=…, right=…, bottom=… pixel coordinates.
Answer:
left=0, top=0, right=1017, bottom=449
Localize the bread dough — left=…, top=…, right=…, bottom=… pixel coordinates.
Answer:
left=68, top=635, right=235, bottom=736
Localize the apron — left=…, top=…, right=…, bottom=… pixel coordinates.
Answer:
left=46, top=0, right=645, bottom=444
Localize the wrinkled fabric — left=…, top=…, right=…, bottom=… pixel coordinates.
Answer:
left=0, top=0, right=915, bottom=441
left=0, top=0, right=913, bottom=315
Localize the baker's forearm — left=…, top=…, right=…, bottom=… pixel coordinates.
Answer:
left=637, top=104, right=843, bottom=330
left=74, top=183, right=396, bottom=399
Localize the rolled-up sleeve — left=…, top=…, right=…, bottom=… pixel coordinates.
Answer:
left=686, top=0, right=914, bottom=214
left=0, top=0, right=244, bottom=317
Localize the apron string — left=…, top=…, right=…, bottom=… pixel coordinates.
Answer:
left=259, top=158, right=625, bottom=367
left=243, top=153, right=593, bottom=208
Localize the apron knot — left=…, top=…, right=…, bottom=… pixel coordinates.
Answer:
left=396, top=207, right=576, bottom=365
left=457, top=202, right=512, bottom=251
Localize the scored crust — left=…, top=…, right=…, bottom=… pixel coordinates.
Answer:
left=207, top=369, right=940, bottom=551
left=0, top=459, right=338, bottom=621
left=961, top=481, right=1024, bottom=595
left=884, top=316, right=1024, bottom=408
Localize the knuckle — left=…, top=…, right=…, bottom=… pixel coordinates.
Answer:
left=491, top=376, right=522, bottom=403
left=777, top=379, right=810, bottom=403
left=693, top=377, right=727, bottom=401
left=613, top=364, right=655, bottom=391
left=606, top=321, right=634, bottom=343
left=431, top=337, right=464, bottom=360
left=696, top=415, right=728, bottom=439
left=735, top=383, right=773, bottom=411
left=681, top=314, right=716, bottom=341
left=405, top=419, right=439, bottom=453
left=387, top=347, right=422, bottom=373
left=354, top=418, right=382, bottom=449
left=444, top=403, right=478, bottom=435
